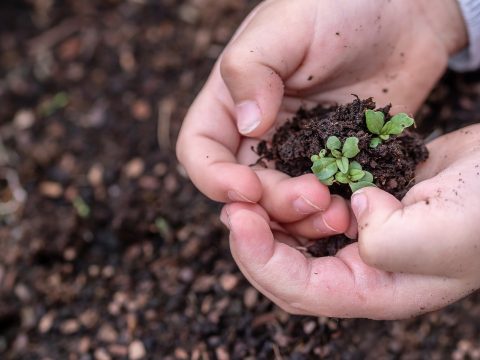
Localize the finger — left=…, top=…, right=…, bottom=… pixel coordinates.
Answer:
left=220, top=1, right=314, bottom=136
left=351, top=184, right=476, bottom=277
left=255, top=170, right=331, bottom=223
left=282, top=195, right=350, bottom=238
left=176, top=78, right=262, bottom=203
left=221, top=203, right=312, bottom=314
left=226, top=204, right=468, bottom=319
left=344, top=202, right=359, bottom=239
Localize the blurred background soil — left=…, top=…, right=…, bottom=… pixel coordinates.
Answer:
left=1, top=0, right=480, bottom=359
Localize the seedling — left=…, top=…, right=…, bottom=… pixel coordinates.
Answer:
left=365, top=110, right=414, bottom=148
left=311, top=136, right=375, bottom=192
left=72, top=196, right=90, bottom=218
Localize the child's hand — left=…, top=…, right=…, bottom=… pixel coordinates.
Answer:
left=220, top=125, right=480, bottom=319
left=176, top=0, right=465, bottom=236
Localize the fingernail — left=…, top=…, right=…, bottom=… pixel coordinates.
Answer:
left=235, top=101, right=261, bottom=134
left=293, top=196, right=323, bottom=214
left=219, top=208, right=231, bottom=230
left=314, top=216, right=339, bottom=233
left=351, top=191, right=368, bottom=219
left=227, top=190, right=254, bottom=203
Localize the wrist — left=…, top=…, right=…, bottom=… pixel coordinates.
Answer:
left=416, top=0, right=468, bottom=56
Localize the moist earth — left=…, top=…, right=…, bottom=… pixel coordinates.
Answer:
left=256, top=97, right=429, bottom=256
left=257, top=97, right=429, bottom=200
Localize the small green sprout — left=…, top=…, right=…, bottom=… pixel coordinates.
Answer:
left=311, top=136, right=375, bottom=192
left=40, top=92, right=69, bottom=117
left=73, top=196, right=90, bottom=218
left=365, top=110, right=414, bottom=148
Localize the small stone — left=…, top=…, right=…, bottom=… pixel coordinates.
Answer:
left=12, top=334, right=28, bottom=352
left=39, top=182, right=63, bottom=198
left=131, top=99, right=151, bottom=121
left=303, top=321, right=317, bottom=335
left=124, top=158, right=145, bottom=179
left=64, top=247, right=77, bottom=261
left=14, top=283, right=31, bottom=302
left=178, top=267, right=194, bottom=283
left=174, top=348, right=189, bottom=359
left=243, top=287, right=258, bottom=309
left=79, top=309, right=98, bottom=329
left=220, top=273, right=239, bottom=291
left=78, top=337, right=91, bottom=353
left=60, top=319, right=80, bottom=334
left=192, top=275, right=215, bottom=292
left=215, top=347, right=230, bottom=360
left=128, top=340, right=146, bottom=360
left=39, top=312, right=55, bottom=333
left=108, top=344, right=128, bottom=357
left=153, top=163, right=168, bottom=176
left=102, top=265, right=115, bottom=278
left=94, top=348, right=111, bottom=360
left=98, top=324, right=118, bottom=343
left=88, top=265, right=100, bottom=277
left=88, top=164, right=104, bottom=186
left=13, top=109, right=35, bottom=129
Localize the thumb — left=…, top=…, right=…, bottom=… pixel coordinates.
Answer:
left=219, top=2, right=314, bottom=136
left=350, top=186, right=459, bottom=276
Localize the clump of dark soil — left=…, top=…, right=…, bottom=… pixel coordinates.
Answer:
left=257, top=97, right=429, bottom=200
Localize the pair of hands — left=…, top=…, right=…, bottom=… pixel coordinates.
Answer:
left=176, top=0, right=479, bottom=319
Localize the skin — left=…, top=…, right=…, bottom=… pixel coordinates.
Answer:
left=176, top=0, right=472, bottom=319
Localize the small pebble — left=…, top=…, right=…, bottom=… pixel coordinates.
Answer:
left=132, top=99, right=151, bottom=121
left=98, top=324, right=118, bottom=343
left=124, top=158, right=145, bottom=179
left=129, top=340, right=147, bottom=360
left=220, top=273, right=239, bottom=291
left=243, top=287, right=258, bottom=309
left=60, top=319, right=80, bottom=334
left=88, top=164, right=104, bottom=186
left=13, top=109, right=35, bottom=129
left=94, top=348, right=111, bottom=360
left=38, top=312, right=55, bottom=333
left=39, top=182, right=63, bottom=198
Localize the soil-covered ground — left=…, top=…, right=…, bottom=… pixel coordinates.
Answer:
left=2, top=1, right=480, bottom=359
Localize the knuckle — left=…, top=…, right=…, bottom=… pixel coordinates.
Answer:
left=220, top=48, right=245, bottom=81
left=357, top=230, right=383, bottom=267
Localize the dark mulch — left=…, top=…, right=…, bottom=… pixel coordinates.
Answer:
left=1, top=1, right=480, bottom=359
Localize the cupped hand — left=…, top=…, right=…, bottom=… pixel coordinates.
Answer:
left=220, top=125, right=480, bottom=320
left=176, top=0, right=464, bottom=239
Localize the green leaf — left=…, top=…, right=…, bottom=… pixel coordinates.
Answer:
left=321, top=176, right=335, bottom=186
left=342, top=137, right=360, bottom=158
left=331, top=149, right=342, bottom=158
left=335, top=172, right=350, bottom=184
left=349, top=169, right=365, bottom=182
left=379, top=134, right=390, bottom=141
left=311, top=157, right=335, bottom=172
left=311, top=157, right=338, bottom=180
left=326, top=136, right=342, bottom=151
left=349, top=161, right=362, bottom=171
left=365, top=110, right=385, bottom=135
left=310, top=154, right=320, bottom=162
left=336, top=157, right=349, bottom=174
left=381, top=113, right=414, bottom=135
left=73, top=196, right=90, bottom=218
left=349, top=181, right=376, bottom=193
left=361, top=171, right=374, bottom=183
left=369, top=137, right=382, bottom=148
